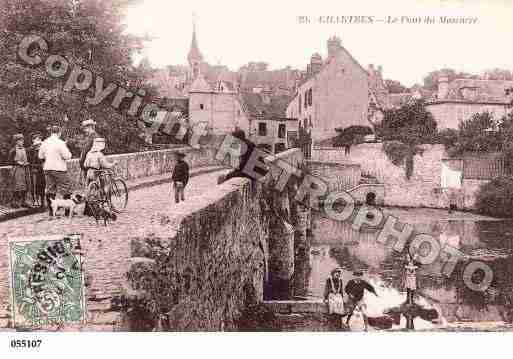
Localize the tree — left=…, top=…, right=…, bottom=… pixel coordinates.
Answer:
left=384, top=79, right=408, bottom=94
left=375, top=100, right=438, bottom=179
left=482, top=68, right=513, bottom=81
left=332, top=125, right=373, bottom=147
left=447, top=112, right=501, bottom=157
left=0, top=0, right=155, bottom=164
left=422, top=68, right=477, bottom=91
left=239, top=61, right=269, bottom=72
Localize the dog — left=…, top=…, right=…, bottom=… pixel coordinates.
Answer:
left=347, top=305, right=367, bottom=331
left=87, top=200, right=117, bottom=226
left=49, top=194, right=85, bottom=219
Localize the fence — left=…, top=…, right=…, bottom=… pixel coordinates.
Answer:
left=447, top=156, right=511, bottom=180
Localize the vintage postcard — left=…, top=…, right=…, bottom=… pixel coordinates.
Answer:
left=1, top=0, right=513, bottom=356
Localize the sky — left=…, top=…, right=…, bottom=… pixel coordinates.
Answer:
left=124, top=0, right=513, bottom=87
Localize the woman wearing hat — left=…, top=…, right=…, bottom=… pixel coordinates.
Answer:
left=83, top=137, right=115, bottom=184
left=323, top=268, right=345, bottom=328
left=9, top=134, right=30, bottom=208
left=27, top=132, right=46, bottom=208
left=79, top=119, right=98, bottom=177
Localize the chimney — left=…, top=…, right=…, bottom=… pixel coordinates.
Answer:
left=310, top=53, right=323, bottom=74
left=327, top=36, right=341, bottom=58
left=438, top=73, right=449, bottom=99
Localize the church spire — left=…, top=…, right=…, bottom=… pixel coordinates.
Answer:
left=188, top=14, right=203, bottom=65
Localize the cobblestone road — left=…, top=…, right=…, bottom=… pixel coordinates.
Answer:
left=0, top=169, right=229, bottom=313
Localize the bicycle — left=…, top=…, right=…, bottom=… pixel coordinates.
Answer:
left=86, top=166, right=128, bottom=213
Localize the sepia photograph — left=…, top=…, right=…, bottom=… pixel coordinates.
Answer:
left=1, top=0, right=513, bottom=357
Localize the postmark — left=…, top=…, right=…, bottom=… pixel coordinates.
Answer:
left=8, top=234, right=86, bottom=328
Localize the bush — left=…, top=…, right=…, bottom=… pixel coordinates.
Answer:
left=332, top=125, right=373, bottom=147
left=475, top=177, right=513, bottom=218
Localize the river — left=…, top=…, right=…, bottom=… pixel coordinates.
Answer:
left=290, top=209, right=513, bottom=327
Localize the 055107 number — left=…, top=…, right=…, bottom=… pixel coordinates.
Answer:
left=10, top=339, right=42, bottom=348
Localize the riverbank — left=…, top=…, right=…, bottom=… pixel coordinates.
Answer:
left=380, top=206, right=503, bottom=225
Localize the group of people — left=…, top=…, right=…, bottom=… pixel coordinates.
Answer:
left=9, top=116, right=192, bottom=216
left=8, top=119, right=116, bottom=217
left=324, top=258, right=419, bottom=331
left=9, top=126, right=73, bottom=212
left=323, top=269, right=378, bottom=330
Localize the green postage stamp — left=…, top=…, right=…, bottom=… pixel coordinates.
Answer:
left=8, top=234, right=86, bottom=328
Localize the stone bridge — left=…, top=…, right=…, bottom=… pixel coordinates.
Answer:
left=0, top=144, right=391, bottom=331
left=0, top=144, right=232, bottom=330
left=0, top=146, right=311, bottom=331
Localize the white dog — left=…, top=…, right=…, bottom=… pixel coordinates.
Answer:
left=50, top=194, right=85, bottom=219
left=347, top=305, right=367, bottom=331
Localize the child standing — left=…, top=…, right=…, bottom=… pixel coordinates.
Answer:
left=171, top=152, right=189, bottom=203
left=404, top=255, right=419, bottom=304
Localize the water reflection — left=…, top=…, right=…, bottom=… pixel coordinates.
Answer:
left=292, top=212, right=513, bottom=324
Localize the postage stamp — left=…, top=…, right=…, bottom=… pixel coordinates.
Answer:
left=8, top=234, right=86, bottom=328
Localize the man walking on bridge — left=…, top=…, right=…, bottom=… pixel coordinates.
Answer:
left=171, top=152, right=189, bottom=203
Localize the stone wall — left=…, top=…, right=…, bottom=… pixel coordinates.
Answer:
left=0, top=146, right=218, bottom=206
left=347, top=184, right=385, bottom=206
left=312, top=144, right=486, bottom=209
left=123, top=177, right=272, bottom=331
left=120, top=148, right=307, bottom=330
left=305, top=160, right=361, bottom=192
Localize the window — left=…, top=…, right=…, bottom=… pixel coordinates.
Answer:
left=308, top=88, right=313, bottom=106
left=298, top=94, right=302, bottom=115
left=275, top=143, right=286, bottom=154
left=278, top=124, right=286, bottom=139
left=304, top=91, right=308, bottom=109
left=258, top=122, right=267, bottom=136
left=200, top=104, right=204, bottom=110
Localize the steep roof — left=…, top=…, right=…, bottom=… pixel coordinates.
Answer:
left=240, top=69, right=298, bottom=90
left=297, top=46, right=369, bottom=88
left=240, top=92, right=292, bottom=119
left=200, top=64, right=239, bottom=87
left=189, top=75, right=211, bottom=92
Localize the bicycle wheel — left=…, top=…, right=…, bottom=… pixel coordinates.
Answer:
left=109, top=178, right=128, bottom=211
left=86, top=181, right=103, bottom=202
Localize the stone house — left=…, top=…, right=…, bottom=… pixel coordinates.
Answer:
left=188, top=74, right=250, bottom=135
left=286, top=36, right=373, bottom=143
left=241, top=92, right=298, bottom=154
left=426, top=76, right=513, bottom=129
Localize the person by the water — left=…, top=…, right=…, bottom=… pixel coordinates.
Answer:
left=404, top=255, right=419, bottom=304
left=323, top=268, right=345, bottom=328
left=345, top=270, right=378, bottom=330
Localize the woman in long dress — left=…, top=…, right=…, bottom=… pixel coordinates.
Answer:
left=9, top=134, right=30, bottom=208
left=404, top=256, right=419, bottom=304
left=323, top=268, right=345, bottom=329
